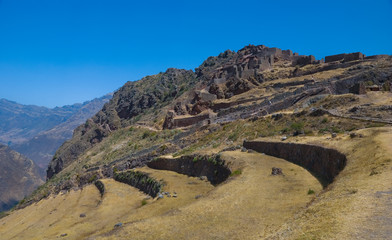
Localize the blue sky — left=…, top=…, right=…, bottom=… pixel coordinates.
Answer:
left=0, top=0, right=391, bottom=107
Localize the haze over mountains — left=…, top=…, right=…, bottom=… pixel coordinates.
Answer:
left=0, top=95, right=112, bottom=171
left=0, top=144, right=43, bottom=212
left=0, top=94, right=112, bottom=211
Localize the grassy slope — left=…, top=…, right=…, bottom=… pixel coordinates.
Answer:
left=0, top=151, right=322, bottom=240
left=1, top=56, right=391, bottom=239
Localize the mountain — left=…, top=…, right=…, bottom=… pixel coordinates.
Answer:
left=11, top=94, right=112, bottom=169
left=47, top=68, right=196, bottom=178
left=0, top=144, right=43, bottom=212
left=0, top=99, right=82, bottom=145
left=2, top=45, right=392, bottom=239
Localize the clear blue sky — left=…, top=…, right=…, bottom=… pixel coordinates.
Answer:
left=0, top=0, right=391, bottom=108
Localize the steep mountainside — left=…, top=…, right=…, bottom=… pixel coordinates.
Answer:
left=47, top=45, right=392, bottom=180
left=11, top=94, right=112, bottom=169
left=47, top=68, right=196, bottom=179
left=3, top=44, right=392, bottom=239
left=0, top=144, right=43, bottom=212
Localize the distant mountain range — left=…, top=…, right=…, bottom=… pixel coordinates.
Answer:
left=0, top=94, right=112, bottom=172
left=0, top=144, right=43, bottom=212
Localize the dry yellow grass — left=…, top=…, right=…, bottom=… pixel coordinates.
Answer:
left=0, top=151, right=322, bottom=239
left=1, top=126, right=391, bottom=239
left=268, top=127, right=392, bottom=239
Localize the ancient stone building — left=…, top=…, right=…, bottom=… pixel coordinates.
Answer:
left=325, top=52, right=364, bottom=63
left=349, top=82, right=366, bottom=94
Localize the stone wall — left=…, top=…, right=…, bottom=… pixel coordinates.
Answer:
left=172, top=113, right=211, bottom=128
left=243, top=141, right=347, bottom=186
left=349, top=82, right=366, bottom=94
left=94, top=180, right=105, bottom=197
left=147, top=155, right=231, bottom=185
left=325, top=52, right=363, bottom=63
left=293, top=55, right=316, bottom=65
left=113, top=170, right=162, bottom=198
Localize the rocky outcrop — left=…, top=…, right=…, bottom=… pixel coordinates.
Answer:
left=47, top=68, right=197, bottom=179
left=196, top=44, right=320, bottom=100
left=147, top=154, right=231, bottom=185
left=162, top=44, right=324, bottom=129
left=243, top=141, right=346, bottom=186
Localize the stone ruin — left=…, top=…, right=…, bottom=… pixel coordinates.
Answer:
left=162, top=45, right=371, bottom=130
left=349, top=81, right=391, bottom=94
left=325, top=52, right=364, bottom=63
left=349, top=82, right=366, bottom=94
left=212, top=45, right=319, bottom=83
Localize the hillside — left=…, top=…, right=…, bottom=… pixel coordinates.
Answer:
left=11, top=94, right=112, bottom=169
left=0, top=144, right=43, bottom=212
left=0, top=99, right=82, bottom=145
left=1, top=45, right=392, bottom=239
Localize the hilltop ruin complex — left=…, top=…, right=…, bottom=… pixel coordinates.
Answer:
left=162, top=45, right=386, bottom=129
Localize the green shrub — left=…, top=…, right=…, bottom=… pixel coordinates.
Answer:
left=228, top=132, right=239, bottom=141
left=142, top=131, right=150, bottom=139
left=141, top=199, right=148, bottom=206
left=304, top=129, right=314, bottom=136
left=281, top=127, right=289, bottom=133
left=331, top=126, right=341, bottom=133
left=230, top=169, right=242, bottom=176
left=307, top=189, right=315, bottom=195
left=318, top=127, right=329, bottom=133
left=290, top=122, right=304, bottom=131
left=88, top=174, right=97, bottom=183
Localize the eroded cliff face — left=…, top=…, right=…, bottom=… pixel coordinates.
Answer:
left=243, top=141, right=347, bottom=186
left=47, top=68, right=197, bottom=179
left=0, top=144, right=44, bottom=211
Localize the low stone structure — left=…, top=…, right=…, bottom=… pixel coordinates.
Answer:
left=293, top=55, right=316, bottom=65
left=147, top=154, right=231, bottom=185
left=243, top=140, right=347, bottom=186
left=163, top=111, right=214, bottom=129
left=349, top=82, right=366, bottom=94
left=367, top=85, right=381, bottom=91
left=325, top=52, right=364, bottom=63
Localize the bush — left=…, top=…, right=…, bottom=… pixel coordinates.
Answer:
left=230, top=169, right=242, bottom=176
left=290, top=122, right=304, bottom=131
left=281, top=127, right=289, bottom=133
left=228, top=131, right=239, bottom=141
left=307, top=189, right=315, bottom=195
left=142, top=131, right=150, bottom=139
